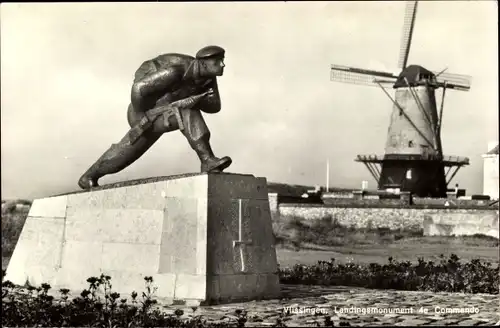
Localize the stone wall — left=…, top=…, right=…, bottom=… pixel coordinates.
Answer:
left=278, top=203, right=499, bottom=232
left=423, top=212, right=499, bottom=239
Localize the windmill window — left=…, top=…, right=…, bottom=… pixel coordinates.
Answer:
left=408, top=141, right=414, bottom=147
left=406, top=169, right=412, bottom=180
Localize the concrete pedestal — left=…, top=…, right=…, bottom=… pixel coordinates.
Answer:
left=5, top=173, right=281, bottom=304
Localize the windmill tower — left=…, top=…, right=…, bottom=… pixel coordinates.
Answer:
left=330, top=1, right=471, bottom=198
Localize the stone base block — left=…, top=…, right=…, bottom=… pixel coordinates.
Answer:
left=5, top=173, right=281, bottom=304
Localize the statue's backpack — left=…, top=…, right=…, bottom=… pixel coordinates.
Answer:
left=133, top=60, right=157, bottom=83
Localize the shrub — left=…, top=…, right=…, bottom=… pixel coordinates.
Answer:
left=1, top=206, right=29, bottom=258
left=279, top=254, right=499, bottom=294
left=2, top=274, right=346, bottom=327
left=2, top=274, right=246, bottom=327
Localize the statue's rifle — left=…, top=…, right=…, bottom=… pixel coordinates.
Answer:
left=127, top=90, right=212, bottom=144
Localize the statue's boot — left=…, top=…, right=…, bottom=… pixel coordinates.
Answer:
left=189, top=138, right=232, bottom=173
left=78, top=132, right=161, bottom=189
left=180, top=109, right=232, bottom=173
left=78, top=174, right=99, bottom=189
left=202, top=156, right=232, bottom=172
left=199, top=144, right=233, bottom=172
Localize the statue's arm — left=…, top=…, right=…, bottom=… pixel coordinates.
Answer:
left=199, top=78, right=221, bottom=114
left=131, top=67, right=182, bottom=112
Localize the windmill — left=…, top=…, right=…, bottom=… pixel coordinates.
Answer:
left=330, top=1, right=471, bottom=198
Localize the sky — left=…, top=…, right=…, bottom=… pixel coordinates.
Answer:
left=1, top=1, right=498, bottom=200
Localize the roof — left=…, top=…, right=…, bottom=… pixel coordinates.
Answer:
left=394, top=65, right=435, bottom=88
left=486, top=144, right=499, bottom=155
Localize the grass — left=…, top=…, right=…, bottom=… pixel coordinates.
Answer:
left=273, top=215, right=425, bottom=248
left=276, top=242, right=499, bottom=268
left=274, top=215, right=499, bottom=268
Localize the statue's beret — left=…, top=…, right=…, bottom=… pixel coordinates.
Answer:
left=196, top=45, right=225, bottom=59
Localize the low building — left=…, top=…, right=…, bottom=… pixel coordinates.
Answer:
left=482, top=141, right=499, bottom=200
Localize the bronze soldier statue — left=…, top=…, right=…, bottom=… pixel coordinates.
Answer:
left=78, top=45, right=232, bottom=189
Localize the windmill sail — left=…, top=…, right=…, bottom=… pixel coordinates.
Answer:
left=330, top=65, right=398, bottom=87
left=398, top=1, right=418, bottom=69
left=433, top=71, right=472, bottom=91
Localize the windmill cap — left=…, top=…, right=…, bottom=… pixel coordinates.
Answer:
left=196, top=45, right=225, bottom=59
left=394, top=65, right=436, bottom=88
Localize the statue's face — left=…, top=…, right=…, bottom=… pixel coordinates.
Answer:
left=201, top=57, right=225, bottom=77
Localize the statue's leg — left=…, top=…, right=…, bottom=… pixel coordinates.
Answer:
left=77, top=130, right=162, bottom=189
left=180, top=108, right=232, bottom=172
left=77, top=105, right=169, bottom=189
